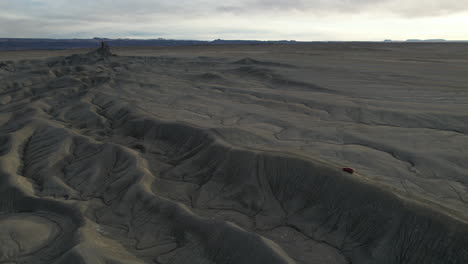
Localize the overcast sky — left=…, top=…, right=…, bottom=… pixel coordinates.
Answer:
left=1, top=0, right=467, bottom=40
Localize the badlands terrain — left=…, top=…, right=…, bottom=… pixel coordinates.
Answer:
left=0, top=42, right=467, bottom=263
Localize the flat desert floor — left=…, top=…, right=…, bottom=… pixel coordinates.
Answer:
left=0, top=43, right=467, bottom=263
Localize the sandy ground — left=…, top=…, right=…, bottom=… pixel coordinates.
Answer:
left=0, top=43, right=467, bottom=263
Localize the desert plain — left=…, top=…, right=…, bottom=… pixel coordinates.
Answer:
left=0, top=42, right=467, bottom=263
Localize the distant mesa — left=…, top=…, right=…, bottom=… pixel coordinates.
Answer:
left=382, top=39, right=455, bottom=43
left=406, top=39, right=447, bottom=42
left=95, top=41, right=114, bottom=57
left=84, top=41, right=115, bottom=59
left=50, top=41, right=116, bottom=66
left=93, top=37, right=110, bottom=40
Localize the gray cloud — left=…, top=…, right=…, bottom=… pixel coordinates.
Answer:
left=5, top=0, right=468, bottom=19
left=0, top=0, right=467, bottom=39
left=216, top=0, right=468, bottom=17
left=218, top=0, right=385, bottom=13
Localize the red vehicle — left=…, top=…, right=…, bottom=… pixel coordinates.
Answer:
left=342, top=167, right=355, bottom=174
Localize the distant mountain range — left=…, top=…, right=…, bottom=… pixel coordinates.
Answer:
left=0, top=38, right=299, bottom=51
left=0, top=38, right=466, bottom=51
left=384, top=39, right=468, bottom=43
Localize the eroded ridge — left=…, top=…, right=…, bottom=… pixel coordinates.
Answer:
left=0, top=47, right=467, bottom=264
